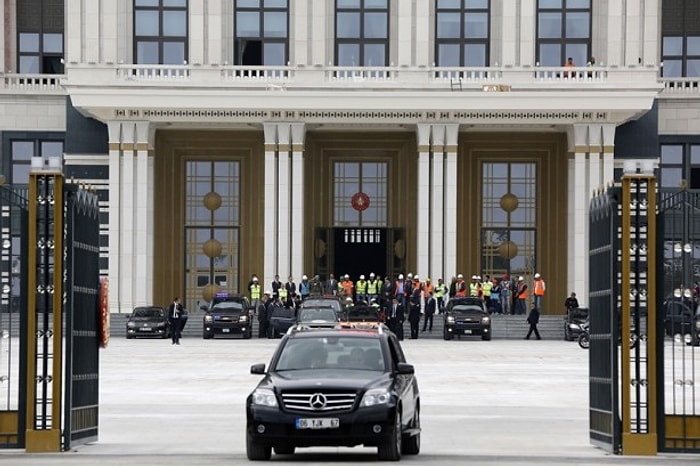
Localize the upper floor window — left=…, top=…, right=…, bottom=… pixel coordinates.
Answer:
left=435, top=0, right=490, bottom=67
left=335, top=0, right=389, bottom=67
left=134, top=0, right=188, bottom=64
left=10, top=139, right=64, bottom=186
left=536, top=0, right=591, bottom=68
left=661, top=1, right=700, bottom=77
left=17, top=0, right=64, bottom=74
left=659, top=144, right=700, bottom=190
left=234, top=0, right=289, bottom=66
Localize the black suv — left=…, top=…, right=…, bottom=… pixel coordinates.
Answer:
left=201, top=292, right=253, bottom=339
left=443, top=297, right=492, bottom=340
left=246, top=325, right=421, bottom=461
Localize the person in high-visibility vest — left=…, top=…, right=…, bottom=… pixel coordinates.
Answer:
left=533, top=273, right=546, bottom=310
left=356, top=275, right=368, bottom=303
left=367, top=272, right=379, bottom=303
left=455, top=274, right=467, bottom=297
left=469, top=275, right=481, bottom=297
left=514, top=276, right=528, bottom=315
left=249, top=276, right=262, bottom=311
left=481, top=275, right=493, bottom=311
left=434, top=278, right=448, bottom=313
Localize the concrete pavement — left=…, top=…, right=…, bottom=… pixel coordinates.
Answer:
left=1, top=336, right=698, bottom=465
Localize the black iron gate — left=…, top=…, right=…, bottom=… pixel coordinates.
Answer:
left=656, top=190, right=700, bottom=453
left=0, top=184, right=28, bottom=448
left=588, top=186, right=622, bottom=453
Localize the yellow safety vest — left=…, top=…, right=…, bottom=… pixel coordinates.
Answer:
left=250, top=283, right=261, bottom=300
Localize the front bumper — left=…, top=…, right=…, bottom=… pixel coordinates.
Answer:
left=247, top=404, right=397, bottom=448
left=445, top=323, right=490, bottom=336
left=126, top=326, right=168, bottom=338
left=203, top=322, right=251, bottom=336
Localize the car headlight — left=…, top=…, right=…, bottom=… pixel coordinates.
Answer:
left=240, top=315, right=248, bottom=322
left=446, top=316, right=455, bottom=323
left=204, top=315, right=213, bottom=323
left=568, top=323, right=579, bottom=330
left=127, top=321, right=136, bottom=328
left=360, top=388, right=392, bottom=407
left=481, top=316, right=491, bottom=324
left=251, top=388, right=278, bottom=407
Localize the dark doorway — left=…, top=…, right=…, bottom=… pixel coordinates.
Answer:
left=333, top=228, right=386, bottom=280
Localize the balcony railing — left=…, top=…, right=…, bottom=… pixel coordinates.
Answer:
left=659, top=77, right=700, bottom=96
left=0, top=73, right=64, bottom=93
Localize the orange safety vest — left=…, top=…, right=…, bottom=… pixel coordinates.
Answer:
left=422, top=282, right=434, bottom=298
left=342, top=280, right=354, bottom=296
left=517, top=283, right=528, bottom=299
left=455, top=280, right=467, bottom=297
left=534, top=279, right=546, bottom=296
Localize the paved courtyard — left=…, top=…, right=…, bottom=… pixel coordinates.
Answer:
left=1, top=335, right=699, bottom=465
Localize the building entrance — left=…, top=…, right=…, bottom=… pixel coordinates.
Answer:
left=333, top=228, right=387, bottom=281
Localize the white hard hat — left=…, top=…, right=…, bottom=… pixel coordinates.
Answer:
left=407, top=273, right=413, bottom=278
left=360, top=275, right=365, bottom=280
left=534, top=273, right=541, bottom=278
left=369, top=272, right=375, bottom=277
left=253, top=277, right=258, bottom=281
left=345, top=274, right=350, bottom=279
left=518, top=276, right=524, bottom=281
left=302, top=275, right=308, bottom=280
left=457, top=274, right=463, bottom=279
left=471, top=275, right=478, bottom=280
left=398, top=274, right=404, bottom=280
left=477, top=275, right=482, bottom=280
left=414, top=275, right=420, bottom=281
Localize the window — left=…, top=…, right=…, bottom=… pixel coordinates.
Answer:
left=335, top=0, right=389, bottom=66
left=481, top=162, right=537, bottom=279
left=10, top=139, right=64, bottom=185
left=435, top=0, right=490, bottom=67
left=661, top=1, right=700, bottom=77
left=234, top=0, right=289, bottom=66
left=334, top=162, right=388, bottom=226
left=659, top=144, right=700, bottom=189
left=17, top=0, right=64, bottom=74
left=134, top=0, right=188, bottom=64
left=185, top=161, right=241, bottom=310
left=536, top=0, right=591, bottom=67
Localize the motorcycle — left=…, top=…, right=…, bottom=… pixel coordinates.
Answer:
left=577, top=321, right=590, bottom=349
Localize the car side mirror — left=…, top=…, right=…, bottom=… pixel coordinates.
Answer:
left=396, top=362, right=414, bottom=375
left=200, top=305, right=208, bottom=311
left=250, top=363, right=266, bottom=374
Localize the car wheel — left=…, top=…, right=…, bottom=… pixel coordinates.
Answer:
left=578, top=332, right=590, bottom=349
left=243, top=331, right=252, bottom=340
left=246, top=432, right=271, bottom=461
left=203, top=333, right=213, bottom=340
left=273, top=445, right=295, bottom=455
left=402, top=408, right=420, bottom=455
left=377, top=410, right=402, bottom=461
left=443, top=331, right=453, bottom=341
left=481, top=332, right=492, bottom=341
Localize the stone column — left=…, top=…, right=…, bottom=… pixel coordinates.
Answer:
left=588, top=124, right=602, bottom=193
left=416, top=124, right=431, bottom=276
left=519, top=0, right=536, bottom=66
left=277, top=124, right=291, bottom=279
left=430, top=125, right=446, bottom=280
left=290, top=123, right=306, bottom=281
left=120, top=122, right=136, bottom=312
left=263, top=123, right=278, bottom=291
left=569, top=125, right=589, bottom=302
left=134, top=121, right=153, bottom=306
left=444, top=124, right=459, bottom=279
left=107, top=121, right=122, bottom=313
left=602, top=124, right=616, bottom=185
left=310, top=0, right=327, bottom=66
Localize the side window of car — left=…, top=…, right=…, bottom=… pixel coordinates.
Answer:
left=387, top=336, right=405, bottom=368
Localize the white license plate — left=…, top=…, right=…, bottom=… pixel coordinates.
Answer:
left=462, top=329, right=472, bottom=334
left=222, top=328, right=230, bottom=333
left=139, top=327, right=152, bottom=331
left=295, top=418, right=339, bottom=430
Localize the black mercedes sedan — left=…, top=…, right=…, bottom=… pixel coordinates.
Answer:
left=246, top=325, right=421, bottom=461
left=126, top=306, right=170, bottom=339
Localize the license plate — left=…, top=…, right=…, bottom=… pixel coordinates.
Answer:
left=295, top=418, right=339, bottom=430
left=222, top=328, right=230, bottom=333
left=463, top=329, right=472, bottom=334
left=139, top=327, right=152, bottom=331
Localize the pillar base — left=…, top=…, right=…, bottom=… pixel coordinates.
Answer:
left=25, top=429, right=61, bottom=452
left=622, top=433, right=657, bottom=455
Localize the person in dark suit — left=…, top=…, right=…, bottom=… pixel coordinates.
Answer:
left=167, top=297, right=184, bottom=345
left=387, top=298, right=405, bottom=340
left=422, top=291, right=436, bottom=332
left=525, top=307, right=541, bottom=340
left=408, top=288, right=421, bottom=339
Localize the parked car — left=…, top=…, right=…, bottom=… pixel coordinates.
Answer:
left=295, top=306, right=340, bottom=329
left=564, top=307, right=589, bottom=341
left=126, top=306, right=170, bottom=339
left=300, top=296, right=343, bottom=315
left=443, top=297, right=492, bottom=340
left=267, top=305, right=296, bottom=338
left=663, top=298, right=700, bottom=346
left=201, top=292, right=253, bottom=339
left=246, top=325, right=421, bottom=461
left=340, top=303, right=383, bottom=329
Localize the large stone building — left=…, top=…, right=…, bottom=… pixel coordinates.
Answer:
left=0, top=0, right=696, bottom=314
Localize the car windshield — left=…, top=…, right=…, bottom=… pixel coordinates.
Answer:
left=133, top=308, right=163, bottom=318
left=211, top=301, right=245, bottom=312
left=275, top=336, right=384, bottom=372
left=298, top=307, right=337, bottom=322
left=271, top=307, right=293, bottom=318
left=451, top=305, right=484, bottom=314
left=569, top=308, right=589, bottom=320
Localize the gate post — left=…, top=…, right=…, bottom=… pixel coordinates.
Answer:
left=620, top=174, right=658, bottom=455
left=25, top=172, right=64, bottom=452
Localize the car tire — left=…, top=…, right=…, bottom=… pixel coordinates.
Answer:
left=377, top=410, right=402, bottom=461
left=203, top=333, right=213, bottom=340
left=246, top=432, right=271, bottom=461
left=243, top=331, right=252, bottom=340
left=481, top=332, right=492, bottom=341
left=273, top=445, right=295, bottom=455
left=443, top=331, right=453, bottom=341
left=402, top=408, right=420, bottom=455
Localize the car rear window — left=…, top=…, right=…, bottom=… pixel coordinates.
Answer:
left=212, top=301, right=245, bottom=311
left=299, top=307, right=337, bottom=321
